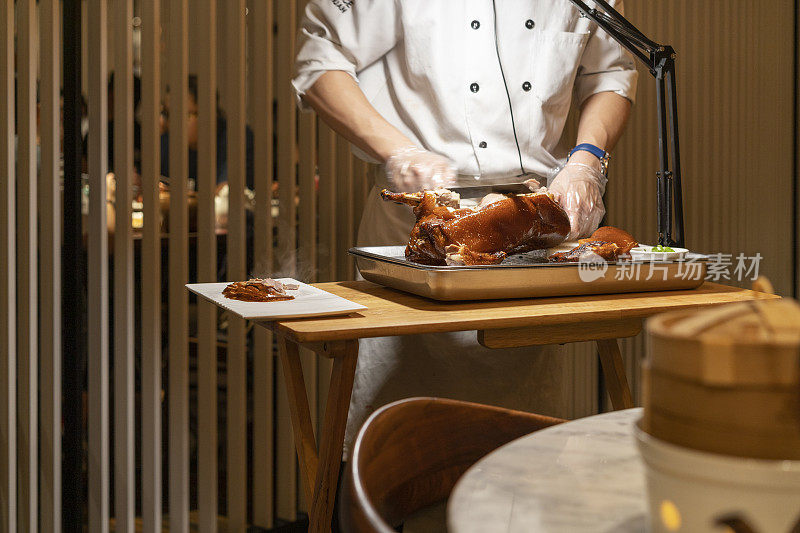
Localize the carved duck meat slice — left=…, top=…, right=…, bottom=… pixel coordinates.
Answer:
left=381, top=187, right=570, bottom=266
left=222, top=278, right=299, bottom=302
left=548, top=226, right=638, bottom=263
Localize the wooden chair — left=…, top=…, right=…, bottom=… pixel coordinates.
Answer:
left=339, top=397, right=565, bottom=533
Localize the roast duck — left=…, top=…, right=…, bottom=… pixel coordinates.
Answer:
left=381, top=186, right=637, bottom=266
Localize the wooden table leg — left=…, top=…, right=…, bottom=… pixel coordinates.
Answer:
left=277, top=336, right=319, bottom=504
left=309, top=340, right=358, bottom=533
left=596, top=339, right=635, bottom=410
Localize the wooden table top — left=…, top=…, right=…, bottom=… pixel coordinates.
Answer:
left=265, top=281, right=778, bottom=343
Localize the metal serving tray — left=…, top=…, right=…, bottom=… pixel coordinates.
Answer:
left=350, top=246, right=707, bottom=301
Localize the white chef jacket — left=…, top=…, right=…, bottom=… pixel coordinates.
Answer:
left=292, top=0, right=639, bottom=458
left=293, top=0, right=638, bottom=181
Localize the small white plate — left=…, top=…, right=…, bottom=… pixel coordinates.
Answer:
left=630, top=245, right=689, bottom=262
left=186, top=279, right=366, bottom=321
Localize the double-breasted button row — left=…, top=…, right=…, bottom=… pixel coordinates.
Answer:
left=469, top=16, right=535, bottom=152
left=470, top=19, right=535, bottom=30
left=468, top=82, right=533, bottom=94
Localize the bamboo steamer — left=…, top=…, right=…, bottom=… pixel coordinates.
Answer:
left=643, top=298, right=800, bottom=460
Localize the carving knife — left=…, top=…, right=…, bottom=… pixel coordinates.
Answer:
left=448, top=180, right=541, bottom=198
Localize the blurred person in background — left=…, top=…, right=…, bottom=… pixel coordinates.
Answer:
left=159, top=75, right=255, bottom=192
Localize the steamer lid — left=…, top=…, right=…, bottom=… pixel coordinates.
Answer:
left=646, top=299, right=800, bottom=386
left=655, top=299, right=800, bottom=344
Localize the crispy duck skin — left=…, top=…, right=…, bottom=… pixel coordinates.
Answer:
left=584, top=226, right=638, bottom=254
left=548, top=226, right=638, bottom=263
left=382, top=188, right=571, bottom=266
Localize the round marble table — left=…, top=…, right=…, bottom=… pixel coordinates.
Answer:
left=447, top=408, right=647, bottom=533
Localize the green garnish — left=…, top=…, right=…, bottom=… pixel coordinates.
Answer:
left=651, top=245, right=675, bottom=252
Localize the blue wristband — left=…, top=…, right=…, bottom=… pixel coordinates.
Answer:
left=569, top=143, right=606, bottom=161
left=568, top=143, right=610, bottom=175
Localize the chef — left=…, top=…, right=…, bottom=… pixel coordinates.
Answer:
left=293, top=0, right=638, bottom=456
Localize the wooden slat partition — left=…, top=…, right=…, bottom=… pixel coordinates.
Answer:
left=275, top=0, right=299, bottom=521
left=298, top=105, right=318, bottom=269
left=39, top=0, right=62, bottom=531
left=87, top=0, right=110, bottom=529
left=295, top=0, right=319, bottom=513
left=224, top=0, right=248, bottom=529
left=317, top=124, right=337, bottom=283
left=15, top=1, right=37, bottom=530
left=62, top=0, right=85, bottom=528
left=113, top=0, right=136, bottom=530
left=335, top=136, right=354, bottom=279
left=276, top=0, right=298, bottom=279
left=196, top=0, right=218, bottom=531
left=139, top=0, right=163, bottom=530
left=248, top=0, right=275, bottom=527
left=167, top=0, right=190, bottom=530
left=351, top=157, right=367, bottom=247
left=0, top=1, right=16, bottom=530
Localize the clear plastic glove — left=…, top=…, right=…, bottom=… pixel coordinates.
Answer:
left=548, top=162, right=608, bottom=241
left=385, top=145, right=457, bottom=192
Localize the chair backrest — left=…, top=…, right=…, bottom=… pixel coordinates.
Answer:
left=340, top=397, right=564, bottom=533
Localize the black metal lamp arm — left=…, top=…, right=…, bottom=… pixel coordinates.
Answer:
left=569, top=0, right=685, bottom=247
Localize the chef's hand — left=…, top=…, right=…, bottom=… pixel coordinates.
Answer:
left=548, top=161, right=608, bottom=241
left=385, top=145, right=457, bottom=192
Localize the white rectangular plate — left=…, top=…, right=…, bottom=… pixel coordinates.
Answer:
left=185, top=278, right=366, bottom=320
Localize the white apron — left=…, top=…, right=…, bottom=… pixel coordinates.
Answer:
left=343, top=170, right=569, bottom=458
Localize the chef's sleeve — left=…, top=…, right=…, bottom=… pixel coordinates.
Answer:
left=292, top=0, right=400, bottom=111
left=573, top=0, right=639, bottom=106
